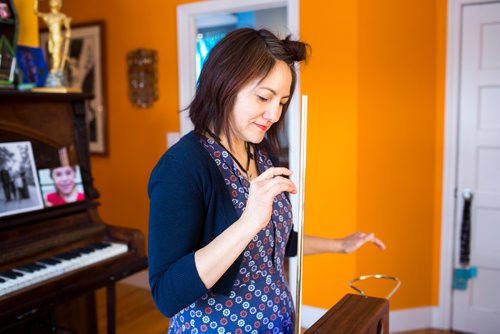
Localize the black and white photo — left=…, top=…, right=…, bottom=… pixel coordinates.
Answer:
left=0, top=141, right=44, bottom=217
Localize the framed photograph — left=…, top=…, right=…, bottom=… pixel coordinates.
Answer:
left=0, top=141, right=44, bottom=218
left=0, top=35, right=16, bottom=85
left=0, top=1, right=12, bottom=19
left=16, top=45, right=48, bottom=87
left=40, top=21, right=107, bottom=154
left=38, top=165, right=85, bottom=207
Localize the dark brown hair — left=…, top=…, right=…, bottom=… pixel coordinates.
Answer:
left=188, top=28, right=309, bottom=155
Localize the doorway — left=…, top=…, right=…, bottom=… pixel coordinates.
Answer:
left=440, top=0, right=500, bottom=332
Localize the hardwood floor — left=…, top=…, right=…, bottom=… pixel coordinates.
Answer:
left=395, top=331, right=463, bottom=334
left=96, top=283, right=169, bottom=334
left=97, top=283, right=460, bottom=334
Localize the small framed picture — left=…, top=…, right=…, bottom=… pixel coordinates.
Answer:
left=0, top=141, right=44, bottom=218
left=38, top=165, right=86, bottom=207
left=16, top=45, right=49, bottom=87
left=0, top=2, right=12, bottom=20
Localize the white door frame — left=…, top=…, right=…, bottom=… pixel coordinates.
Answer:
left=436, top=0, right=500, bottom=328
left=176, top=0, right=302, bottom=301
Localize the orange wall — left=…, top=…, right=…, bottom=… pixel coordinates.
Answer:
left=357, top=0, right=439, bottom=308
left=13, top=0, right=38, bottom=46
left=300, top=0, right=359, bottom=308
left=21, top=0, right=446, bottom=312
left=301, top=0, right=446, bottom=310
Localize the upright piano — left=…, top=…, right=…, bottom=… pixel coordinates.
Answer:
left=0, top=91, right=148, bottom=333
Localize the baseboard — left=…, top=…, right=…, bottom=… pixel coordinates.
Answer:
left=301, top=304, right=327, bottom=328
left=122, top=269, right=149, bottom=289
left=301, top=304, right=435, bottom=332
left=390, top=306, right=435, bottom=332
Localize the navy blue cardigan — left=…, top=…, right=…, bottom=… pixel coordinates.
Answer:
left=148, top=131, right=297, bottom=317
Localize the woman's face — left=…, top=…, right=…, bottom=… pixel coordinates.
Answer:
left=51, top=166, right=75, bottom=195
left=229, top=60, right=292, bottom=145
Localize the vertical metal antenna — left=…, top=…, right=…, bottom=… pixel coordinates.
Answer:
left=295, top=95, right=308, bottom=333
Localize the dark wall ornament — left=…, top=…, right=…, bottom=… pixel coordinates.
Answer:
left=127, top=49, right=158, bottom=108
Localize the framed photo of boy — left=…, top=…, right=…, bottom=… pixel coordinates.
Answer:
left=38, top=165, right=85, bottom=208
left=39, top=21, right=108, bottom=155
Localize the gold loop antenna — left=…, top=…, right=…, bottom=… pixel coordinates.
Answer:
left=348, top=274, right=401, bottom=300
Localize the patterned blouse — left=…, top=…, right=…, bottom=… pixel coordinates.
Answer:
left=168, top=136, right=295, bottom=334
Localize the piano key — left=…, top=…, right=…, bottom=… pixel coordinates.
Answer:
left=0, top=242, right=128, bottom=297
left=16, top=266, right=35, bottom=274
left=55, top=252, right=79, bottom=261
left=0, top=276, right=20, bottom=294
left=31, top=263, right=47, bottom=270
left=15, top=264, right=46, bottom=275
left=0, top=271, right=23, bottom=279
left=91, top=242, right=111, bottom=250
left=38, top=257, right=62, bottom=265
left=77, top=247, right=94, bottom=254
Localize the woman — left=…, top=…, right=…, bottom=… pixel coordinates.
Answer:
left=45, top=166, right=85, bottom=206
left=148, top=28, right=385, bottom=333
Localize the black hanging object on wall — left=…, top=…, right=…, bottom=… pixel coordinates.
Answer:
left=459, top=190, right=473, bottom=266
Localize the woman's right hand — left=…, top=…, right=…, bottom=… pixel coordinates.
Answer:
left=242, top=167, right=297, bottom=233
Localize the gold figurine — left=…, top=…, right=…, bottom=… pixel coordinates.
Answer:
left=34, top=0, right=71, bottom=88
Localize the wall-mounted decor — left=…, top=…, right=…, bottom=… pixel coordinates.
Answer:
left=127, top=48, right=158, bottom=108
left=40, top=21, right=108, bottom=154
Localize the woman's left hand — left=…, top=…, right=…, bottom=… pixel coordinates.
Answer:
left=338, top=232, right=386, bottom=254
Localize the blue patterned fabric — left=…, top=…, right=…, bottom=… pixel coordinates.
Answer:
left=168, top=136, right=295, bottom=334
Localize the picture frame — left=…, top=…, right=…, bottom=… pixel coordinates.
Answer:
left=39, top=21, right=108, bottom=154
left=16, top=45, right=48, bottom=87
left=0, top=141, right=44, bottom=218
left=0, top=1, right=12, bottom=19
left=38, top=165, right=86, bottom=208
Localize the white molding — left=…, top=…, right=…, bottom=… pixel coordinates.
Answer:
left=436, top=0, right=462, bottom=328
left=436, top=0, right=500, bottom=329
left=301, top=304, right=435, bottom=332
left=196, top=14, right=238, bottom=29
left=391, top=307, right=435, bottom=332
left=177, top=5, right=198, bottom=135
left=301, top=304, right=326, bottom=329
